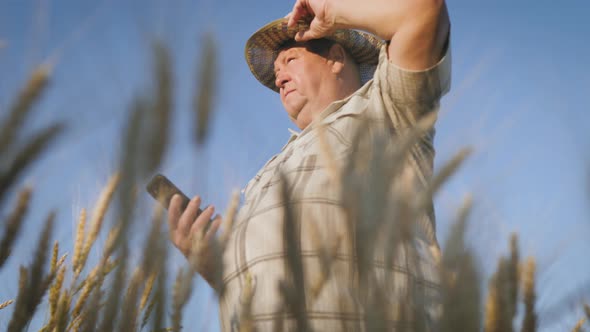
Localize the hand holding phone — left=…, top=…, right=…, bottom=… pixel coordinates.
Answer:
left=146, top=174, right=221, bottom=287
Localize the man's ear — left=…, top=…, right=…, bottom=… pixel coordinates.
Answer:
left=328, top=44, right=346, bottom=74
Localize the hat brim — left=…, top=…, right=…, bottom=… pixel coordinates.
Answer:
left=245, top=18, right=384, bottom=93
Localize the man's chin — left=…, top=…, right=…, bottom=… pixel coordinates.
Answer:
left=293, top=112, right=314, bottom=130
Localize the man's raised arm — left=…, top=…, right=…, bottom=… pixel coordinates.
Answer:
left=287, top=0, right=449, bottom=70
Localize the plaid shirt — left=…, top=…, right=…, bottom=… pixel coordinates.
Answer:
left=219, top=43, right=451, bottom=331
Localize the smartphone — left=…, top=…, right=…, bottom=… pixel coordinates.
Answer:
left=146, top=174, right=199, bottom=214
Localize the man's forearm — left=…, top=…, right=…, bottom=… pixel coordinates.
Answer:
left=330, top=0, right=449, bottom=69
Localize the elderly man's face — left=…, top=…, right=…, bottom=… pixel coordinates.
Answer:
left=274, top=44, right=333, bottom=129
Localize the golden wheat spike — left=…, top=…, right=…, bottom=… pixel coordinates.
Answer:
left=140, top=270, right=157, bottom=311
left=571, top=318, right=586, bottom=332
left=68, top=312, right=86, bottom=332
left=102, top=224, right=121, bottom=259
left=49, top=241, right=58, bottom=275
left=141, top=287, right=157, bottom=330
left=87, top=173, right=120, bottom=243
left=44, top=266, right=65, bottom=332
left=77, top=277, right=102, bottom=332
left=78, top=174, right=120, bottom=271
left=0, top=187, right=32, bottom=268
left=54, top=290, right=72, bottom=332
left=521, top=257, right=537, bottom=332
left=57, top=253, right=67, bottom=269
left=484, top=273, right=500, bottom=332
left=73, top=208, right=87, bottom=275
left=0, top=299, right=14, bottom=310
left=49, top=265, right=66, bottom=319
left=238, top=272, right=255, bottom=332
left=71, top=271, right=95, bottom=320
left=416, top=147, right=472, bottom=212
left=219, top=189, right=240, bottom=248
left=74, top=262, right=100, bottom=295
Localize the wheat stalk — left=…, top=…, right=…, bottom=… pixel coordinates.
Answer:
left=145, top=41, right=172, bottom=173
left=118, top=268, right=143, bottom=332
left=521, top=257, right=537, bottom=332
left=73, top=208, right=87, bottom=276
left=0, top=123, right=64, bottom=204
left=219, top=189, right=240, bottom=248
left=0, top=187, right=32, bottom=268
left=238, top=271, right=256, bottom=332
left=49, top=241, right=59, bottom=274
left=571, top=318, right=586, bottom=332
left=152, top=255, right=167, bottom=332
left=141, top=289, right=157, bottom=330
left=507, top=234, right=520, bottom=322
left=441, top=195, right=481, bottom=332
left=71, top=270, right=96, bottom=320
left=139, top=270, right=157, bottom=311
left=171, top=268, right=190, bottom=332
left=278, top=172, right=310, bottom=331
left=0, top=64, right=51, bottom=154
left=416, top=147, right=472, bottom=212
left=49, top=265, right=66, bottom=320
left=97, top=246, right=128, bottom=332
left=316, top=122, right=341, bottom=184
left=484, top=275, right=500, bottom=332
left=193, top=32, right=217, bottom=145
left=55, top=290, right=72, bottom=332
left=7, top=211, right=55, bottom=332
left=77, top=173, right=120, bottom=275
left=0, top=299, right=14, bottom=310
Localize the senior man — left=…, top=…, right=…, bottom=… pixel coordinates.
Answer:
left=168, top=0, right=451, bottom=330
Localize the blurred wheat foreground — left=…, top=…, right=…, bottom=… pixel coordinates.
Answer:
left=0, top=34, right=589, bottom=332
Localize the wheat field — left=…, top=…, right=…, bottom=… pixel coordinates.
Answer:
left=1, top=11, right=590, bottom=332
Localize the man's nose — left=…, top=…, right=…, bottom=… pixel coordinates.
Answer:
left=275, top=72, right=289, bottom=89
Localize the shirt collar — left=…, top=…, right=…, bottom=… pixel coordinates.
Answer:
left=281, top=129, right=299, bottom=151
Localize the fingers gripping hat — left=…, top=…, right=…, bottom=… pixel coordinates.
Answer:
left=245, top=18, right=384, bottom=93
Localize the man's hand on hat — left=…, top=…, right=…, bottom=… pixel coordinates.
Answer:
left=287, top=0, right=336, bottom=41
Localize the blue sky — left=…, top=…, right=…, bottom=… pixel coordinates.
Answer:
left=1, top=0, right=589, bottom=330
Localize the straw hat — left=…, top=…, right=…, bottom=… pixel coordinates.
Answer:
left=245, top=18, right=384, bottom=92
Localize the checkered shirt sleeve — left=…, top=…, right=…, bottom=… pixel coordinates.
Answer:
left=218, top=43, right=452, bottom=331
